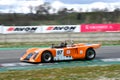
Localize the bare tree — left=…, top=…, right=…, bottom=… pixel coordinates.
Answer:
left=35, top=2, right=51, bottom=15
left=29, top=5, right=34, bottom=14
left=91, top=8, right=101, bottom=12
left=91, top=8, right=109, bottom=12
left=114, top=8, right=120, bottom=12
left=58, top=7, right=68, bottom=15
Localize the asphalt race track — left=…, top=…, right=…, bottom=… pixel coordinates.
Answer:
left=0, top=48, right=25, bottom=63
left=0, top=46, right=120, bottom=63
left=0, top=46, right=120, bottom=71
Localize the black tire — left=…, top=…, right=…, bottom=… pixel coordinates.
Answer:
left=85, top=48, right=96, bottom=60
left=41, top=51, right=53, bottom=63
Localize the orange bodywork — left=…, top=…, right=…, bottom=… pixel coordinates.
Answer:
left=20, top=43, right=101, bottom=63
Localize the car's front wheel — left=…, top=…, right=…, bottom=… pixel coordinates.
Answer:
left=41, top=51, right=53, bottom=63
left=85, top=48, right=96, bottom=60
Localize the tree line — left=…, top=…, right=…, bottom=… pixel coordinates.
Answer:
left=0, top=2, right=120, bottom=26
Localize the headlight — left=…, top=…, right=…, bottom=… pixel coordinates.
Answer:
left=33, top=51, right=39, bottom=59
left=34, top=50, right=39, bottom=54
left=26, top=53, right=33, bottom=59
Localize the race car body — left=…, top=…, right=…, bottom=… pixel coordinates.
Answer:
left=20, top=43, right=101, bottom=63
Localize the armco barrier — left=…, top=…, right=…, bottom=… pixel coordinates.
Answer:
left=0, top=32, right=120, bottom=43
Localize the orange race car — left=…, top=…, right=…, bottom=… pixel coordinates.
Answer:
left=20, top=41, right=101, bottom=63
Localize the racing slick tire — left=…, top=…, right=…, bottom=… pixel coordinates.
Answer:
left=41, top=51, right=53, bottom=63
left=85, top=48, right=96, bottom=60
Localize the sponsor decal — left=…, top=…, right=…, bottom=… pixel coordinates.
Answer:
left=80, top=50, right=83, bottom=54
left=66, top=50, right=71, bottom=54
left=7, top=27, right=38, bottom=32
left=46, top=26, right=76, bottom=31
left=46, top=26, right=53, bottom=30
left=7, top=27, right=14, bottom=31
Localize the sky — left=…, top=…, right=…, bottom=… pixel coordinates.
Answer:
left=46, top=0, right=120, bottom=4
left=0, top=0, right=120, bottom=13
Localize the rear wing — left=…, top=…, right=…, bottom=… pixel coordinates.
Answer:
left=88, top=44, right=101, bottom=49
left=73, top=43, right=101, bottom=49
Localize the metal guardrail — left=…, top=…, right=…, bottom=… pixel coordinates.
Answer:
left=0, top=32, right=120, bottom=42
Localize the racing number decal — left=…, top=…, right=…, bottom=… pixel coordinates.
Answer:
left=54, top=49, right=64, bottom=61
left=54, top=49, right=72, bottom=61
left=57, top=50, right=63, bottom=55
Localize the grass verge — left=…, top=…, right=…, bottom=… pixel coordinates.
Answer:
left=0, top=65, right=120, bottom=80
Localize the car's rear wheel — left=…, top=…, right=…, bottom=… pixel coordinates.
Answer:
left=41, top=51, right=53, bottom=63
left=85, top=48, right=96, bottom=60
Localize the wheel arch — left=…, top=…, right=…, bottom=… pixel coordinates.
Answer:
left=85, top=47, right=96, bottom=60
left=41, top=50, right=53, bottom=63
left=42, top=50, right=52, bottom=55
left=87, top=47, right=94, bottom=50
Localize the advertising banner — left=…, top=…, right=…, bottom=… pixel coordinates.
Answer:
left=3, top=26, right=42, bottom=34
left=42, top=25, right=80, bottom=33
left=0, top=25, right=3, bottom=33
left=81, top=24, right=120, bottom=32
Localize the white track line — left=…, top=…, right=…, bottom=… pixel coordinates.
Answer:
left=1, top=62, right=39, bottom=67
left=1, top=58, right=120, bottom=67
left=101, top=58, right=120, bottom=62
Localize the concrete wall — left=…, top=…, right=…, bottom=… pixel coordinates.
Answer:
left=0, top=32, right=120, bottom=42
